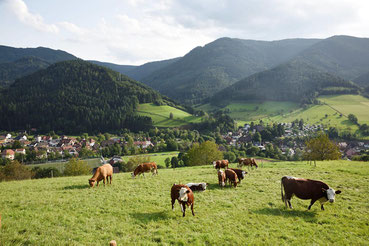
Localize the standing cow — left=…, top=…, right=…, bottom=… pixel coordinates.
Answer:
left=171, top=184, right=195, bottom=217
left=218, top=170, right=226, bottom=187
left=225, top=169, right=238, bottom=188
left=281, top=176, right=342, bottom=210
left=238, top=158, right=258, bottom=169
left=229, top=168, right=247, bottom=183
left=89, top=164, right=113, bottom=187
left=131, top=162, right=158, bottom=178
left=213, top=160, right=229, bottom=169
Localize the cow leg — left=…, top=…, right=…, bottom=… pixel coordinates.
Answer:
left=287, top=200, right=293, bottom=209
left=103, top=177, right=106, bottom=186
left=308, top=199, right=317, bottom=210
left=110, top=175, right=112, bottom=184
left=321, top=204, right=325, bottom=211
left=96, top=181, right=100, bottom=187
left=171, top=199, right=175, bottom=211
left=182, top=203, right=186, bottom=217
left=191, top=203, right=195, bottom=216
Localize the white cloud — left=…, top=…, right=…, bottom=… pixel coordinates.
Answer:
left=5, top=0, right=59, bottom=33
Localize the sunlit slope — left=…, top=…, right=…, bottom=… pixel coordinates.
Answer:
left=137, top=103, right=202, bottom=127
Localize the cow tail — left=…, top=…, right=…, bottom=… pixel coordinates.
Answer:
left=281, top=177, right=285, bottom=202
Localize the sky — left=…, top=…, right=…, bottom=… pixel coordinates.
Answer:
left=1, top=0, right=369, bottom=65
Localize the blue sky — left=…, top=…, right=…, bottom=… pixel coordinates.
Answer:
left=1, top=0, right=368, bottom=65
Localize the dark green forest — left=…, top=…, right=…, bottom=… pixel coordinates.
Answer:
left=0, top=60, right=168, bottom=134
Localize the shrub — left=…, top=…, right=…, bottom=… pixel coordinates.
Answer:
left=0, top=161, right=33, bottom=182
left=64, top=158, right=91, bottom=176
left=32, top=167, right=62, bottom=179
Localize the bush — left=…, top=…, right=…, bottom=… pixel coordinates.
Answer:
left=112, top=161, right=126, bottom=172
left=0, top=161, right=33, bottom=182
left=223, top=151, right=236, bottom=163
left=64, top=158, right=91, bottom=176
left=32, top=167, right=62, bottom=179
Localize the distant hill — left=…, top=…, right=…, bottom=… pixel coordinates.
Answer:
left=353, top=71, right=369, bottom=87
left=89, top=57, right=180, bottom=82
left=293, top=35, right=369, bottom=80
left=0, top=60, right=173, bottom=134
left=141, top=37, right=321, bottom=103
left=0, top=45, right=77, bottom=63
left=210, top=60, right=358, bottom=105
left=0, top=45, right=77, bottom=86
left=0, top=56, right=50, bottom=86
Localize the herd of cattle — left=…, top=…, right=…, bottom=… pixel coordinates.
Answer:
left=88, top=158, right=342, bottom=217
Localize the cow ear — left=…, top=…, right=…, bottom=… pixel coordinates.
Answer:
left=335, top=190, right=342, bottom=194
left=322, top=188, right=327, bottom=193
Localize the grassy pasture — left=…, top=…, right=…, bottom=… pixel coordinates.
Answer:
left=137, top=103, right=202, bottom=127
left=1, top=160, right=368, bottom=245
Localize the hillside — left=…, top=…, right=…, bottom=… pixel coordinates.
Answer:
left=353, top=71, right=369, bottom=87
left=137, top=103, right=202, bottom=127
left=293, top=35, right=369, bottom=80
left=88, top=60, right=136, bottom=75
left=0, top=56, right=50, bottom=86
left=210, top=60, right=358, bottom=105
left=142, top=37, right=320, bottom=103
left=0, top=60, right=172, bottom=134
left=0, top=45, right=77, bottom=86
left=0, top=161, right=367, bottom=245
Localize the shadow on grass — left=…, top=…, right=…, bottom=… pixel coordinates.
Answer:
left=63, top=184, right=90, bottom=190
left=130, top=210, right=170, bottom=222
left=252, top=207, right=317, bottom=223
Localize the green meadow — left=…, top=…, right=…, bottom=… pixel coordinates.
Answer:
left=137, top=103, right=202, bottom=127
left=1, top=160, right=368, bottom=245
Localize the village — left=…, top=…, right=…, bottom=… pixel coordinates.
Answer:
left=1, top=121, right=368, bottom=164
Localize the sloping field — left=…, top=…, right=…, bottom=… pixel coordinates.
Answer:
left=137, top=103, right=202, bottom=127
left=0, top=161, right=368, bottom=245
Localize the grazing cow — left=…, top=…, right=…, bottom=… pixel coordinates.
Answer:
left=171, top=184, right=195, bottom=217
left=186, top=182, right=208, bottom=191
left=238, top=158, right=258, bottom=169
left=131, top=162, right=158, bottom=178
left=225, top=169, right=238, bottom=187
left=218, top=170, right=226, bottom=187
left=229, top=168, right=247, bottom=183
left=88, top=164, right=113, bottom=187
left=281, top=176, right=342, bottom=210
left=213, top=160, right=229, bottom=169
left=109, top=240, right=117, bottom=246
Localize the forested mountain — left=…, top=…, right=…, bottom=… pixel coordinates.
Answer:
left=0, top=60, right=171, bottom=134
left=353, top=71, right=369, bottom=87
left=292, top=35, right=369, bottom=80
left=0, top=56, right=50, bottom=86
left=210, top=60, right=359, bottom=105
left=0, top=45, right=76, bottom=63
left=88, top=60, right=136, bottom=75
left=0, top=45, right=77, bottom=86
left=141, top=37, right=321, bottom=103
left=89, top=57, right=180, bottom=81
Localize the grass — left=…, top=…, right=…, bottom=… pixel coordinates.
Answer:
left=198, top=95, right=369, bottom=136
left=1, top=160, right=368, bottom=245
left=137, top=103, right=202, bottom=127
left=121, top=151, right=179, bottom=165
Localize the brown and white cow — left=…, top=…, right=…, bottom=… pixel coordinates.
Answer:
left=171, top=184, right=195, bottom=217
left=229, top=168, right=247, bottom=183
left=225, top=169, right=238, bottom=188
left=281, top=176, right=342, bottom=210
left=218, top=170, right=226, bottom=187
left=186, top=183, right=208, bottom=191
left=238, top=158, right=258, bottom=169
left=89, top=164, right=113, bottom=187
left=213, top=159, right=229, bottom=169
left=131, top=162, right=158, bottom=178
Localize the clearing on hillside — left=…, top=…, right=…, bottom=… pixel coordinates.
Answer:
left=0, top=160, right=368, bottom=245
left=137, top=103, right=202, bottom=127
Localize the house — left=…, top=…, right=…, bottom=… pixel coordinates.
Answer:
left=14, top=135, right=27, bottom=141
left=133, top=141, right=154, bottom=149
left=2, top=149, right=15, bottom=159
left=15, top=149, right=26, bottom=155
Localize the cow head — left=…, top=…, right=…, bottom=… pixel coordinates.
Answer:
left=131, top=172, right=135, bottom=178
left=88, top=179, right=96, bottom=187
left=241, top=171, right=247, bottom=179
left=213, top=161, right=217, bottom=167
left=179, top=187, right=190, bottom=201
left=322, top=188, right=342, bottom=203
left=201, top=183, right=208, bottom=190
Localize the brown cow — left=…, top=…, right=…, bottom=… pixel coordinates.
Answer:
left=171, top=184, right=195, bottom=217
left=238, top=158, right=258, bottom=169
left=88, top=164, right=113, bottom=187
left=229, top=168, right=247, bottom=183
left=218, top=170, right=226, bottom=187
left=225, top=169, right=238, bottom=187
left=281, top=176, right=342, bottom=210
left=213, top=159, right=229, bottom=169
left=131, top=162, right=158, bottom=178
